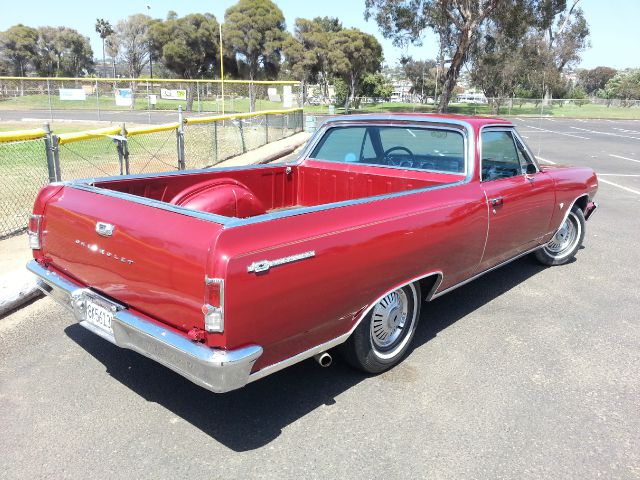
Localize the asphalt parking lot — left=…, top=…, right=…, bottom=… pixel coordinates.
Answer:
left=1, top=117, right=639, bottom=479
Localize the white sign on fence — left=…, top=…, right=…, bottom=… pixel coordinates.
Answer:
left=115, top=88, right=133, bottom=106
left=267, top=87, right=281, bottom=103
left=283, top=85, right=293, bottom=108
left=59, top=89, right=86, bottom=101
left=160, top=88, right=187, bottom=100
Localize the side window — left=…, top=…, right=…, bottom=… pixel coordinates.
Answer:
left=514, top=136, right=537, bottom=173
left=360, top=130, right=376, bottom=161
left=481, top=131, right=521, bottom=181
left=311, top=127, right=367, bottom=163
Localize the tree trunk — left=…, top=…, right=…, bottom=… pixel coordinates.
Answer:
left=19, top=63, right=24, bottom=96
left=186, top=84, right=194, bottom=112
left=248, top=67, right=257, bottom=113
left=438, top=26, right=474, bottom=113
left=102, top=39, right=106, bottom=78
left=344, top=75, right=357, bottom=113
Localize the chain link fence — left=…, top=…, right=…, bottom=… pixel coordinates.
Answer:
left=0, top=108, right=304, bottom=238
left=0, top=132, right=51, bottom=237
left=306, top=94, right=640, bottom=119
left=0, top=77, right=303, bottom=122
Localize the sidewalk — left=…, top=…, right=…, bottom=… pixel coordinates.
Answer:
left=0, top=131, right=311, bottom=317
left=0, top=233, right=39, bottom=317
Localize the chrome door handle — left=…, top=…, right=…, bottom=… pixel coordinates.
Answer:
left=490, top=197, right=504, bottom=206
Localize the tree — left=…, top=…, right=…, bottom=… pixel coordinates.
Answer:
left=577, top=66, right=616, bottom=95
left=95, top=19, right=114, bottom=78
left=33, top=27, right=94, bottom=77
left=293, top=17, right=342, bottom=101
left=149, top=12, right=219, bottom=111
left=328, top=29, right=383, bottom=112
left=359, top=72, right=394, bottom=101
left=224, top=0, right=286, bottom=111
left=468, top=0, right=589, bottom=108
left=115, top=14, right=152, bottom=78
left=365, top=0, right=501, bottom=113
left=0, top=24, right=38, bottom=78
left=604, top=70, right=640, bottom=106
left=105, top=34, right=120, bottom=77
left=401, top=57, right=437, bottom=102
left=534, top=0, right=589, bottom=101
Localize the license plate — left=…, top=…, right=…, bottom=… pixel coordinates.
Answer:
left=85, top=298, right=114, bottom=336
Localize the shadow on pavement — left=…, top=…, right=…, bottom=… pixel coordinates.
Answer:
left=66, top=255, right=547, bottom=452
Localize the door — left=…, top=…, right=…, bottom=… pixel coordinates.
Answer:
left=478, top=129, right=555, bottom=271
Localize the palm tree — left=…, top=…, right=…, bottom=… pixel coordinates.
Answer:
left=95, top=18, right=114, bottom=77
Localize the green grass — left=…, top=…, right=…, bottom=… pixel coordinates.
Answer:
left=0, top=93, right=285, bottom=114
left=305, top=101, right=640, bottom=119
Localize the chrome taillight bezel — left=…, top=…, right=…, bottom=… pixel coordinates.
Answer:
left=28, top=214, right=43, bottom=250
left=203, top=277, right=224, bottom=333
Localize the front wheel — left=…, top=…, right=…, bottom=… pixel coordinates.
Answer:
left=341, top=283, right=421, bottom=374
left=535, top=206, right=585, bottom=266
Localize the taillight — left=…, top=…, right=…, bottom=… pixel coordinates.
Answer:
left=28, top=214, right=42, bottom=250
left=203, top=277, right=224, bottom=332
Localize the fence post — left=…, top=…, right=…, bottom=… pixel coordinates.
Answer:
left=51, top=134, right=62, bottom=182
left=197, top=81, right=201, bottom=113
left=96, top=79, right=101, bottom=121
left=213, top=120, right=218, bottom=164
left=46, top=79, right=53, bottom=123
left=265, top=114, right=269, bottom=144
left=116, top=123, right=130, bottom=175
left=43, top=123, right=57, bottom=183
left=177, top=105, right=186, bottom=170
left=238, top=119, right=247, bottom=153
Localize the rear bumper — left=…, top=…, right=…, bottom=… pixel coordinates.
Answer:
left=585, top=201, right=598, bottom=221
left=27, top=260, right=262, bottom=393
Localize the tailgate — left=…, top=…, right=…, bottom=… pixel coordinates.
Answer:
left=40, top=186, right=223, bottom=332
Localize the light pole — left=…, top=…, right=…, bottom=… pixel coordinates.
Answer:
left=146, top=4, right=153, bottom=79
left=219, top=23, right=224, bottom=114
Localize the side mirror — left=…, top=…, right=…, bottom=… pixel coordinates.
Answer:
left=525, top=163, right=537, bottom=175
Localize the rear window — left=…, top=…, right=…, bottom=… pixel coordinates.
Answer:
left=310, top=125, right=465, bottom=173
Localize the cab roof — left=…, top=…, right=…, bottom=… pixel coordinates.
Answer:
left=321, top=113, right=513, bottom=130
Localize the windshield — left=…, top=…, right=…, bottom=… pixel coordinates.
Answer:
left=310, top=125, right=465, bottom=174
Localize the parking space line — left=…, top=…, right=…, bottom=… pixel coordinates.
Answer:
left=570, top=126, right=640, bottom=140
left=599, top=178, right=640, bottom=195
left=613, top=128, right=640, bottom=134
left=609, top=154, right=640, bottom=164
left=599, top=174, right=640, bottom=177
left=526, top=125, right=590, bottom=139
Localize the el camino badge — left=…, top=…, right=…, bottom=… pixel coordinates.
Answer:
left=247, top=251, right=315, bottom=274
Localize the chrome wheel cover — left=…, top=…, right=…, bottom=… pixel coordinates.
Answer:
left=369, top=284, right=418, bottom=360
left=545, top=211, right=581, bottom=259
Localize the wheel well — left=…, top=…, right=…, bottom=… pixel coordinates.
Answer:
left=418, top=273, right=442, bottom=301
left=573, top=195, right=589, bottom=212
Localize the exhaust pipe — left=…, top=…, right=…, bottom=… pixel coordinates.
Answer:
left=313, top=352, right=332, bottom=367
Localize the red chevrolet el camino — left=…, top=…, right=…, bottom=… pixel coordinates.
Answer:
left=27, top=114, right=598, bottom=393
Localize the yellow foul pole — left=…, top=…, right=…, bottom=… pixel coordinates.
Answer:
left=219, top=23, right=224, bottom=115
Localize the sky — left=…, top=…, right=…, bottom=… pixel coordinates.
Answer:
left=1, top=0, right=639, bottom=70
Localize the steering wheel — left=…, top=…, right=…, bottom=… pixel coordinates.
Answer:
left=383, top=146, right=415, bottom=167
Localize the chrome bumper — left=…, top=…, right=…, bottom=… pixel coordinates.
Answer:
left=27, top=260, right=263, bottom=393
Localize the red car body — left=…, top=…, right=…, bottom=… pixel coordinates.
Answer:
left=27, top=114, right=598, bottom=392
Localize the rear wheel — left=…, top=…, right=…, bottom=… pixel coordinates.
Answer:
left=342, top=283, right=421, bottom=374
left=535, top=206, right=585, bottom=266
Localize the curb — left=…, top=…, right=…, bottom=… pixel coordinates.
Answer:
left=0, top=271, right=42, bottom=318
